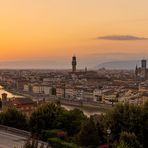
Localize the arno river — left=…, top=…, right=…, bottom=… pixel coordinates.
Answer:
left=0, top=86, right=104, bottom=116
left=0, top=86, right=23, bottom=98
left=62, top=105, right=103, bottom=116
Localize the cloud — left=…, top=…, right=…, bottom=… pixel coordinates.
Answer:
left=96, top=35, right=148, bottom=40
left=92, top=52, right=148, bottom=56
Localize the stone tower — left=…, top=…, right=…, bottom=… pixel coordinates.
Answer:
left=141, top=59, right=147, bottom=69
left=72, top=55, right=77, bottom=72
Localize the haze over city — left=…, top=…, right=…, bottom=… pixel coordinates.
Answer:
left=0, top=1, right=148, bottom=148
left=0, top=0, right=148, bottom=68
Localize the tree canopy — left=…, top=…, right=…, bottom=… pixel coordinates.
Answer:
left=0, top=101, right=147, bottom=148
left=0, top=107, right=28, bottom=130
left=29, top=102, right=65, bottom=133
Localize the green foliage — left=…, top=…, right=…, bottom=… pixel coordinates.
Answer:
left=29, top=102, right=65, bottom=133
left=0, top=107, right=28, bottom=130
left=95, top=115, right=106, bottom=145
left=77, top=117, right=100, bottom=148
left=105, top=103, right=143, bottom=143
left=0, top=100, right=2, bottom=109
left=117, top=142, right=130, bottom=148
left=118, top=132, right=143, bottom=148
left=29, top=103, right=87, bottom=142
left=142, top=101, right=148, bottom=147
left=57, top=108, right=87, bottom=136
left=48, top=138, right=81, bottom=148
left=0, top=101, right=147, bottom=148
left=41, top=129, right=67, bottom=141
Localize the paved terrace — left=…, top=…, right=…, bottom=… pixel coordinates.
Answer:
left=0, top=125, right=49, bottom=148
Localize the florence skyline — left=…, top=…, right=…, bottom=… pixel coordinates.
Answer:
left=0, top=0, right=148, bottom=68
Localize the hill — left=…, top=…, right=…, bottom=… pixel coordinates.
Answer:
left=96, top=60, right=141, bottom=70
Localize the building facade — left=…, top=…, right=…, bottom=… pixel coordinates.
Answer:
left=135, top=59, right=148, bottom=80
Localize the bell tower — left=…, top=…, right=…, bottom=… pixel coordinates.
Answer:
left=72, top=55, right=77, bottom=72
left=141, top=59, right=147, bottom=69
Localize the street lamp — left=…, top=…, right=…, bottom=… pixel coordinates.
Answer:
left=107, top=128, right=111, bottom=147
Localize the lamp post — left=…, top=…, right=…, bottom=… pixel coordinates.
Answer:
left=107, top=128, right=111, bottom=147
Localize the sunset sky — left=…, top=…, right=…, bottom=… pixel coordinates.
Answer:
left=0, top=0, right=148, bottom=68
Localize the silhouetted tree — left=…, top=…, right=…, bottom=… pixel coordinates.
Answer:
left=29, top=102, right=65, bottom=133
left=57, top=108, right=87, bottom=136
left=77, top=116, right=100, bottom=148
left=0, top=107, right=28, bottom=130
left=117, top=132, right=143, bottom=148
left=142, top=101, right=148, bottom=147
left=105, top=103, right=143, bottom=143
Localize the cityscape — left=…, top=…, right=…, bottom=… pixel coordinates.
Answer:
left=0, top=0, right=148, bottom=148
left=0, top=56, right=147, bottom=147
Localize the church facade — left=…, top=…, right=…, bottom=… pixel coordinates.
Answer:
left=135, top=59, right=148, bottom=80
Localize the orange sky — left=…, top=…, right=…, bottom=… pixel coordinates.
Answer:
left=0, top=0, right=148, bottom=64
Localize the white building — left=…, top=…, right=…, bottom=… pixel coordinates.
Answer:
left=93, top=89, right=102, bottom=101
left=23, top=84, right=30, bottom=92
left=65, top=88, right=75, bottom=99
left=32, top=84, right=44, bottom=94
left=56, top=87, right=64, bottom=99
left=43, top=85, right=52, bottom=95
left=83, top=89, right=94, bottom=101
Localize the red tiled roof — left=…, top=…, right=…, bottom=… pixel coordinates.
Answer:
left=12, top=98, right=35, bottom=105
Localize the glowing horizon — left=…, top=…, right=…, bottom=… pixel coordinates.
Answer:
left=0, top=0, right=148, bottom=66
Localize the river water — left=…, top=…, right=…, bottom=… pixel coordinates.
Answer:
left=0, top=86, right=23, bottom=98
left=0, top=86, right=103, bottom=116
left=62, top=105, right=103, bottom=117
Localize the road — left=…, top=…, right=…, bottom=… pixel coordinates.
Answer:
left=0, top=130, right=49, bottom=148
left=0, top=130, right=26, bottom=148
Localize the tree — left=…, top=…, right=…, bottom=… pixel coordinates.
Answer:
left=142, top=101, right=148, bottom=147
left=105, top=103, right=143, bottom=142
left=117, top=142, right=130, bottom=148
left=77, top=117, right=100, bottom=148
left=57, top=108, right=87, bottom=136
left=48, top=138, right=81, bottom=148
left=95, top=115, right=106, bottom=145
left=118, top=132, right=143, bottom=148
left=0, top=100, right=2, bottom=109
left=0, top=107, right=28, bottom=130
left=29, top=102, right=65, bottom=133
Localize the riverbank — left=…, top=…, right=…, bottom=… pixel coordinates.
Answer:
left=62, top=105, right=107, bottom=116
left=47, top=98, right=113, bottom=116
left=0, top=86, right=24, bottom=98
left=0, top=85, right=112, bottom=116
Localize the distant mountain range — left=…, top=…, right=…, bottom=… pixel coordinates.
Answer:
left=96, top=60, right=142, bottom=70
left=0, top=60, right=62, bottom=69
left=0, top=59, right=144, bottom=70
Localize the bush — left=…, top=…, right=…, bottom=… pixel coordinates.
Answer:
left=0, top=107, right=28, bottom=130
left=57, top=108, right=87, bottom=136
left=77, top=117, right=100, bottom=148
left=48, top=138, right=81, bottom=148
left=118, top=132, right=143, bottom=148
left=29, top=102, right=65, bottom=133
left=41, top=129, right=67, bottom=140
left=105, top=103, right=143, bottom=142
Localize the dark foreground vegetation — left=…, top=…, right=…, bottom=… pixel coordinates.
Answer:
left=0, top=101, right=147, bottom=148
